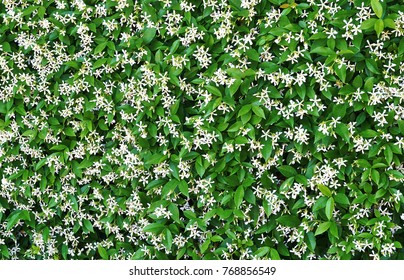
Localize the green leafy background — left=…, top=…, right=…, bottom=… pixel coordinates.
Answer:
left=0, top=0, right=403, bottom=260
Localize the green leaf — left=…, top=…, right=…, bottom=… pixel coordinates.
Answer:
left=143, top=28, right=156, bottom=44
left=386, top=170, right=404, bottom=179
left=360, top=129, right=378, bottom=138
left=241, top=111, right=251, bottom=124
left=145, top=180, right=165, bottom=191
left=261, top=141, right=272, bottom=161
left=374, top=19, right=384, bottom=37
left=94, top=42, right=107, bottom=54
left=15, top=104, right=26, bottom=115
left=315, top=222, right=331, bottom=236
left=170, top=39, right=180, bottom=54
left=35, top=158, right=47, bottom=172
left=294, top=174, right=308, bottom=185
left=338, top=49, right=354, bottom=56
left=246, top=48, right=260, bottom=62
left=371, top=169, right=380, bottom=185
left=267, top=86, right=282, bottom=98
left=168, top=203, right=180, bottom=224
left=310, top=47, right=335, bottom=56
left=200, top=239, right=210, bottom=254
left=83, top=219, right=94, bottom=233
left=399, top=38, right=404, bottom=56
left=318, top=184, right=332, bottom=197
left=334, top=193, right=350, bottom=205
left=280, top=177, right=294, bottom=192
left=334, top=64, right=346, bottom=82
left=244, top=188, right=256, bottom=205
left=226, top=229, right=237, bottom=240
left=387, top=142, right=400, bottom=156
left=161, top=180, right=177, bottom=198
left=255, top=247, right=270, bottom=257
left=49, top=144, right=68, bottom=151
left=234, top=186, right=244, bottom=208
left=107, top=41, right=115, bottom=51
left=252, top=105, right=265, bottom=119
left=22, top=129, right=37, bottom=138
left=227, top=121, right=243, bottom=133
left=145, top=154, right=166, bottom=165
left=163, top=229, right=173, bottom=251
left=365, top=59, right=380, bottom=74
left=68, top=195, right=79, bottom=211
left=98, top=246, right=108, bottom=260
left=1, top=42, right=11, bottom=52
left=383, top=18, right=396, bottom=29
left=38, top=6, right=46, bottom=18
left=178, top=180, right=189, bottom=197
left=263, top=199, right=272, bottom=216
left=384, top=145, right=393, bottom=164
left=372, top=162, right=387, bottom=169
left=226, top=68, right=244, bottom=79
left=229, top=78, right=242, bottom=95
left=43, top=227, right=50, bottom=242
left=270, top=248, right=281, bottom=260
left=276, top=215, right=300, bottom=227
left=238, top=104, right=252, bottom=117
left=38, top=128, right=48, bottom=139
left=329, top=222, right=339, bottom=238
left=398, top=120, right=404, bottom=135
left=195, top=157, right=205, bottom=177
left=15, top=210, right=29, bottom=226
left=256, top=220, right=276, bottom=234
left=64, top=127, right=76, bottom=137
left=7, top=210, right=30, bottom=231
left=361, top=18, right=377, bottom=30
left=143, top=223, right=165, bottom=234
left=22, top=5, right=38, bottom=16
left=277, top=165, right=297, bottom=177
left=205, top=85, right=222, bottom=97
left=325, top=197, right=334, bottom=220
left=356, top=159, right=371, bottom=168
left=211, top=235, right=223, bottom=242
left=335, top=123, right=350, bottom=143
left=371, top=0, right=383, bottom=18
left=364, top=77, right=375, bottom=91
left=309, top=32, right=327, bottom=40
left=62, top=244, right=68, bottom=259
left=306, top=232, right=316, bottom=252
left=93, top=58, right=108, bottom=69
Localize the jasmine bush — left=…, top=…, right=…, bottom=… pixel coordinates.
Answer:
left=0, top=0, right=403, bottom=260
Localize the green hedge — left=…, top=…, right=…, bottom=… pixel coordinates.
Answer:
left=0, top=0, right=403, bottom=260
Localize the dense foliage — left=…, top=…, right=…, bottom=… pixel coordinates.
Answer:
left=0, top=0, right=404, bottom=260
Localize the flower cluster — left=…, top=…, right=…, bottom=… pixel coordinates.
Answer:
left=0, top=0, right=403, bottom=260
